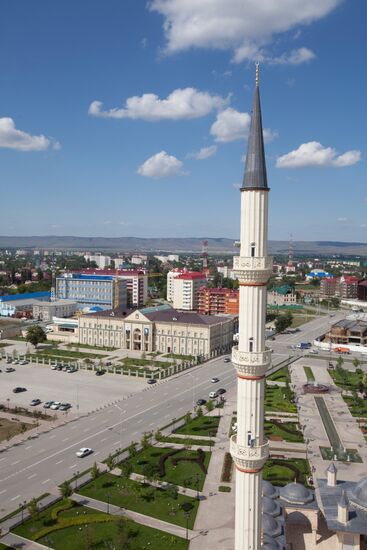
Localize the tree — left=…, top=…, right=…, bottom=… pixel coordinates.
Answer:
left=105, top=454, right=115, bottom=472
left=165, top=484, right=179, bottom=500
left=91, top=462, right=100, bottom=480
left=128, top=441, right=137, bottom=458
left=27, top=498, right=39, bottom=524
left=142, top=463, right=159, bottom=485
left=184, top=411, right=191, bottom=425
left=336, top=356, right=345, bottom=371
left=154, top=429, right=163, bottom=442
left=196, top=406, right=203, bottom=418
left=26, top=325, right=47, bottom=347
left=120, top=461, right=133, bottom=486
left=205, top=401, right=214, bottom=413
left=140, top=432, right=151, bottom=450
left=353, top=358, right=361, bottom=370
left=114, top=518, right=131, bottom=550
left=274, top=313, right=293, bottom=334
left=59, top=480, right=72, bottom=499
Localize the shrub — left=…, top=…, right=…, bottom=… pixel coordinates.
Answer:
left=221, top=453, right=233, bottom=482
left=218, top=485, right=231, bottom=492
left=34, top=514, right=117, bottom=540
left=51, top=500, right=74, bottom=520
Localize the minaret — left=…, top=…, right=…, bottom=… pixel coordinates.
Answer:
left=230, top=64, right=272, bottom=550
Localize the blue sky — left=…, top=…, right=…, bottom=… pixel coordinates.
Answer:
left=0, top=0, right=365, bottom=242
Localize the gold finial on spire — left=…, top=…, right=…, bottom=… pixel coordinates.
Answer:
left=255, top=62, right=259, bottom=87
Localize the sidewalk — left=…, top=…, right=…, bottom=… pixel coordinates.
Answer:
left=0, top=532, right=52, bottom=549
left=128, top=472, right=203, bottom=499
left=71, top=492, right=195, bottom=540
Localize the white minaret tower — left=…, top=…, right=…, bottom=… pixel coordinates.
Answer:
left=230, top=64, right=272, bottom=550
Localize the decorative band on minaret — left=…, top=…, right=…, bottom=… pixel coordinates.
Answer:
left=230, top=65, right=273, bottom=550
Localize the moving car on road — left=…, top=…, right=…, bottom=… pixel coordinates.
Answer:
left=211, top=377, right=220, bottom=383
left=76, top=447, right=93, bottom=458
left=223, top=357, right=231, bottom=363
left=95, top=370, right=106, bottom=376
left=13, top=387, right=27, bottom=393
left=5, top=367, right=15, bottom=373
left=217, top=388, right=226, bottom=395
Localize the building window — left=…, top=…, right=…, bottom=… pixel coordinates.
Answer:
left=251, top=243, right=256, bottom=257
left=249, top=337, right=254, bottom=352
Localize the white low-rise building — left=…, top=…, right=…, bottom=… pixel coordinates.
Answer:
left=32, top=299, right=78, bottom=322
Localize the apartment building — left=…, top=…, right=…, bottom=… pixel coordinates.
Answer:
left=77, top=269, right=148, bottom=307
left=320, top=276, right=359, bottom=300
left=56, top=273, right=127, bottom=311
left=198, top=287, right=239, bottom=315
left=172, top=272, right=207, bottom=310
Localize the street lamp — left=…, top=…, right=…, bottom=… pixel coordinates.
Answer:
left=195, top=473, right=200, bottom=500
left=187, top=371, right=196, bottom=411
left=184, top=510, right=191, bottom=540
left=107, top=492, right=110, bottom=514
left=114, top=403, right=125, bottom=451
left=19, top=500, right=26, bottom=523
left=75, top=470, right=80, bottom=491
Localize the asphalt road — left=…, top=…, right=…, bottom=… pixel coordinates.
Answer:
left=0, top=356, right=236, bottom=516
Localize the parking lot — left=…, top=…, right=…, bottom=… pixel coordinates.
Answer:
left=0, top=359, right=147, bottom=414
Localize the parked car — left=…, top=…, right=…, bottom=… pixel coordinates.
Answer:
left=19, top=360, right=28, bottom=365
left=30, top=399, right=41, bottom=406
left=196, top=398, right=207, bottom=406
left=209, top=391, right=218, bottom=399
left=309, top=349, right=319, bottom=355
left=13, top=387, right=27, bottom=393
left=217, top=388, right=226, bottom=395
left=43, top=401, right=54, bottom=409
left=5, top=367, right=16, bottom=373
left=6, top=358, right=12, bottom=364
left=12, top=360, right=19, bottom=365
left=59, top=403, right=71, bottom=411
left=95, top=369, right=106, bottom=376
left=68, top=367, right=77, bottom=373
left=223, top=357, right=231, bottom=363
left=51, top=365, right=58, bottom=370
left=50, top=401, right=61, bottom=410
left=211, top=377, right=220, bottom=383
left=76, top=447, right=93, bottom=458
left=147, top=378, right=156, bottom=384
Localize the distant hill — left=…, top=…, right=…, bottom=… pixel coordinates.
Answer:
left=0, top=235, right=367, bottom=256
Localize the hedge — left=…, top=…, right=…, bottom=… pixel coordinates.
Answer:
left=34, top=514, right=117, bottom=540
left=50, top=500, right=74, bottom=520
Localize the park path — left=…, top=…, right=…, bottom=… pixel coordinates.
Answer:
left=1, top=531, right=52, bottom=549
left=70, top=492, right=195, bottom=540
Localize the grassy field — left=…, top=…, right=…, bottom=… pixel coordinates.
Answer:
left=163, top=353, right=194, bottom=360
left=265, top=385, right=297, bottom=413
left=267, top=367, right=289, bottom=383
left=13, top=500, right=188, bottom=550
left=303, top=366, right=315, bottom=382
left=120, top=357, right=173, bottom=369
left=329, top=368, right=362, bottom=391
left=79, top=474, right=198, bottom=529
left=175, top=416, right=220, bottom=437
left=263, top=458, right=310, bottom=487
left=343, top=396, right=367, bottom=417
left=264, top=420, right=304, bottom=443
left=291, top=315, right=316, bottom=328
left=0, top=342, right=10, bottom=348
left=125, top=446, right=211, bottom=491
left=67, top=343, right=117, bottom=351
left=0, top=416, right=35, bottom=443
left=30, top=348, right=105, bottom=360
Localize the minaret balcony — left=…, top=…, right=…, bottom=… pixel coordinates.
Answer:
left=230, top=435, right=269, bottom=471
left=232, top=345, right=271, bottom=377
left=233, top=256, right=273, bottom=284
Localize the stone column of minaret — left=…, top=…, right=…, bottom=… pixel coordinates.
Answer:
left=230, top=64, right=273, bottom=550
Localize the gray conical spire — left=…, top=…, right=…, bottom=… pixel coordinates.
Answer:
left=242, top=63, right=268, bottom=190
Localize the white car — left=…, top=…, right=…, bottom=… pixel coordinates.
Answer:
left=209, top=391, right=218, bottom=399
left=309, top=350, right=319, bottom=355
left=76, top=447, right=93, bottom=458
left=19, top=360, right=28, bottom=365
left=50, top=401, right=61, bottom=410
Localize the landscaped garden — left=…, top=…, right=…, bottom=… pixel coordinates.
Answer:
left=78, top=474, right=198, bottom=530
left=122, top=445, right=211, bottom=491
left=174, top=416, right=220, bottom=437
left=158, top=434, right=214, bottom=447
left=119, top=357, right=173, bottom=370
left=264, top=420, right=304, bottom=443
left=265, top=384, right=297, bottom=413
left=267, top=367, right=289, bottom=383
left=303, top=366, right=315, bottom=382
left=12, top=499, right=188, bottom=549
left=30, top=348, right=105, bottom=360
left=263, top=458, right=311, bottom=487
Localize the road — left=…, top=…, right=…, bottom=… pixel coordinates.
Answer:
left=0, top=310, right=353, bottom=517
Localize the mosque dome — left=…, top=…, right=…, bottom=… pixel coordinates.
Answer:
left=262, top=496, right=281, bottom=517
left=262, top=513, right=282, bottom=537
left=281, top=482, right=313, bottom=505
left=350, top=477, right=367, bottom=510
left=262, top=480, right=278, bottom=499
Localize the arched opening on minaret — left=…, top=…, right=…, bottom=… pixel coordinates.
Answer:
left=249, top=337, right=254, bottom=352
left=250, top=242, right=256, bottom=257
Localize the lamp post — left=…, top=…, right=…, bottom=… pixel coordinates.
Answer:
left=184, top=511, right=191, bottom=540
left=195, top=473, right=200, bottom=500
left=75, top=470, right=80, bottom=491
left=187, top=371, right=196, bottom=411
left=114, top=403, right=125, bottom=451
left=107, top=492, right=110, bottom=514
left=19, top=500, right=26, bottom=523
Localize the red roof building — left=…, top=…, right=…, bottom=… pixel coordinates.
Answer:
left=198, top=287, right=239, bottom=315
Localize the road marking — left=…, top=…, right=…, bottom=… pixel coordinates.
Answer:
left=49, top=435, right=56, bottom=439
left=94, top=451, right=100, bottom=456
left=25, top=445, right=32, bottom=450
left=10, top=495, right=20, bottom=501
left=55, top=460, right=64, bottom=465
left=62, top=438, right=69, bottom=442
left=101, top=438, right=107, bottom=443
left=13, top=460, right=20, bottom=465
left=113, top=440, right=120, bottom=445
left=0, top=489, right=6, bottom=495
left=69, top=463, right=77, bottom=469
left=42, top=478, right=51, bottom=485
left=27, top=474, right=37, bottom=480
left=0, top=458, right=6, bottom=462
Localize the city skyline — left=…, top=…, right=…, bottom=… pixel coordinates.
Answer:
left=0, top=0, right=365, bottom=241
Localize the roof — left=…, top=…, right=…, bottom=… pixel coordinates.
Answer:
left=175, top=272, right=206, bottom=280
left=270, top=284, right=294, bottom=295
left=77, top=269, right=145, bottom=277
left=144, top=308, right=230, bottom=325
left=0, top=291, right=50, bottom=302
left=242, top=65, right=268, bottom=191
left=359, top=280, right=367, bottom=287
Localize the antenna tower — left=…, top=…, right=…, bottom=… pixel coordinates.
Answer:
left=202, top=240, right=208, bottom=270
left=288, top=233, right=294, bottom=269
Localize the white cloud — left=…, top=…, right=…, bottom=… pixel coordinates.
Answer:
left=0, top=117, right=59, bottom=151
left=89, top=88, right=227, bottom=121
left=337, top=217, right=347, bottom=222
left=210, top=108, right=251, bottom=143
left=137, top=151, right=184, bottom=179
left=149, top=0, right=340, bottom=63
left=187, top=145, right=217, bottom=160
left=232, top=183, right=241, bottom=189
left=210, top=108, right=277, bottom=144
left=276, top=142, right=361, bottom=168
left=270, top=47, right=315, bottom=65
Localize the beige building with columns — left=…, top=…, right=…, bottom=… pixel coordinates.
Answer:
left=78, top=304, right=234, bottom=356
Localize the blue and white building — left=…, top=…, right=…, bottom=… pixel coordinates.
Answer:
left=56, top=273, right=127, bottom=311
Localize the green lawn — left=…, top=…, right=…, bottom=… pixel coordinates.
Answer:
left=13, top=500, right=188, bottom=550
left=125, top=446, right=211, bottom=490
left=264, top=420, right=304, bottom=443
left=267, top=367, right=289, bottom=383
left=175, top=416, right=220, bottom=437
left=265, top=385, right=297, bottom=413
left=303, top=366, right=315, bottom=382
left=291, top=315, right=317, bottom=328
left=30, top=348, right=105, bottom=360
left=159, top=435, right=214, bottom=447
left=120, top=357, right=173, bottom=369
left=263, top=458, right=310, bottom=487
left=163, top=353, right=194, bottom=360
left=79, top=474, right=198, bottom=529
left=0, top=342, right=10, bottom=348
left=69, top=343, right=117, bottom=351
left=329, top=368, right=363, bottom=391
left=343, top=396, right=367, bottom=417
